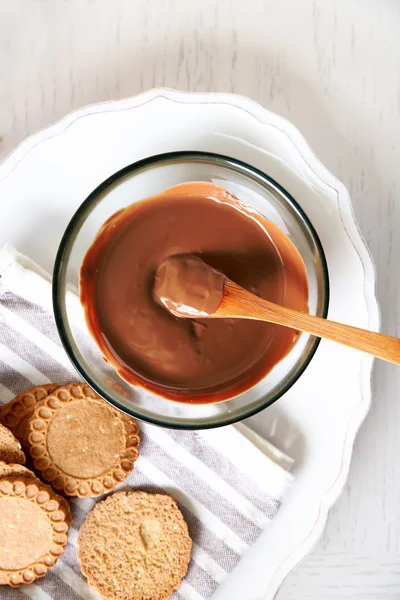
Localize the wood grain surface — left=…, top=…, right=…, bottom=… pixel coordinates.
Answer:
left=1, top=1, right=399, bottom=598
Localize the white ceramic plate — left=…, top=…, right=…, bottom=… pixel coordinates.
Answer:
left=0, top=89, right=379, bottom=599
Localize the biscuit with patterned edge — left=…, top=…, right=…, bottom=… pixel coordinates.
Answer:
left=78, top=490, right=192, bottom=600
left=0, top=461, right=35, bottom=481
left=0, top=384, right=59, bottom=448
left=0, top=424, right=26, bottom=465
left=27, top=383, right=140, bottom=497
left=0, top=476, right=71, bottom=587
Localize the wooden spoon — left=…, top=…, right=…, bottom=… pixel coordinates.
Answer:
left=213, top=280, right=399, bottom=364
left=154, top=254, right=399, bottom=365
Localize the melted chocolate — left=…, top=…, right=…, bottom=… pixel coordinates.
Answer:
left=80, top=182, right=309, bottom=403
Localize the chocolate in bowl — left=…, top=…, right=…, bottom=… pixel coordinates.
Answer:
left=80, top=182, right=309, bottom=404
left=53, top=151, right=328, bottom=429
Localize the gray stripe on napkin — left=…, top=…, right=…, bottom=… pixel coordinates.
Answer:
left=0, top=359, right=34, bottom=395
left=177, top=504, right=240, bottom=572
left=140, top=432, right=262, bottom=543
left=61, top=542, right=83, bottom=577
left=31, top=569, right=81, bottom=600
left=185, top=562, right=219, bottom=597
left=0, top=321, right=73, bottom=383
left=1, top=290, right=62, bottom=347
left=68, top=503, right=89, bottom=529
left=0, top=587, right=22, bottom=600
left=167, top=429, right=280, bottom=517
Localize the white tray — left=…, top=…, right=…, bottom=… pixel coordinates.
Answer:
left=0, top=89, right=379, bottom=600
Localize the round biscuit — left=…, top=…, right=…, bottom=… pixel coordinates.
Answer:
left=78, top=491, right=192, bottom=600
left=0, top=475, right=71, bottom=586
left=27, top=383, right=140, bottom=497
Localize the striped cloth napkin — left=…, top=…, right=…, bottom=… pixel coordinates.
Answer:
left=0, top=244, right=294, bottom=600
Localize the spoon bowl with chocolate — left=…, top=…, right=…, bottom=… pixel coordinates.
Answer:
left=53, top=152, right=329, bottom=429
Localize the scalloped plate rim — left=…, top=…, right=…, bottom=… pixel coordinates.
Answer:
left=0, top=88, right=380, bottom=598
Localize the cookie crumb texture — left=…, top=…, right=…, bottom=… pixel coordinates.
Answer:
left=0, top=461, right=35, bottom=480
left=78, top=491, right=192, bottom=600
left=27, top=383, right=140, bottom=497
left=0, top=476, right=71, bottom=586
left=0, top=423, right=26, bottom=465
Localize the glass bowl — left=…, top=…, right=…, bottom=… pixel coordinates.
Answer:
left=53, top=151, right=329, bottom=429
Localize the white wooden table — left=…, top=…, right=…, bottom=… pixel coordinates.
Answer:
left=1, top=1, right=400, bottom=597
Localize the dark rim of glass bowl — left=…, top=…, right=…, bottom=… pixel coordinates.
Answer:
left=53, top=151, right=330, bottom=429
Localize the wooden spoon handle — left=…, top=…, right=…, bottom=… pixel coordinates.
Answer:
left=218, top=281, right=400, bottom=364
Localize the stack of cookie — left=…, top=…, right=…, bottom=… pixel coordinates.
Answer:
left=1, top=383, right=141, bottom=496
left=0, top=414, right=71, bottom=586
left=0, top=383, right=192, bottom=599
